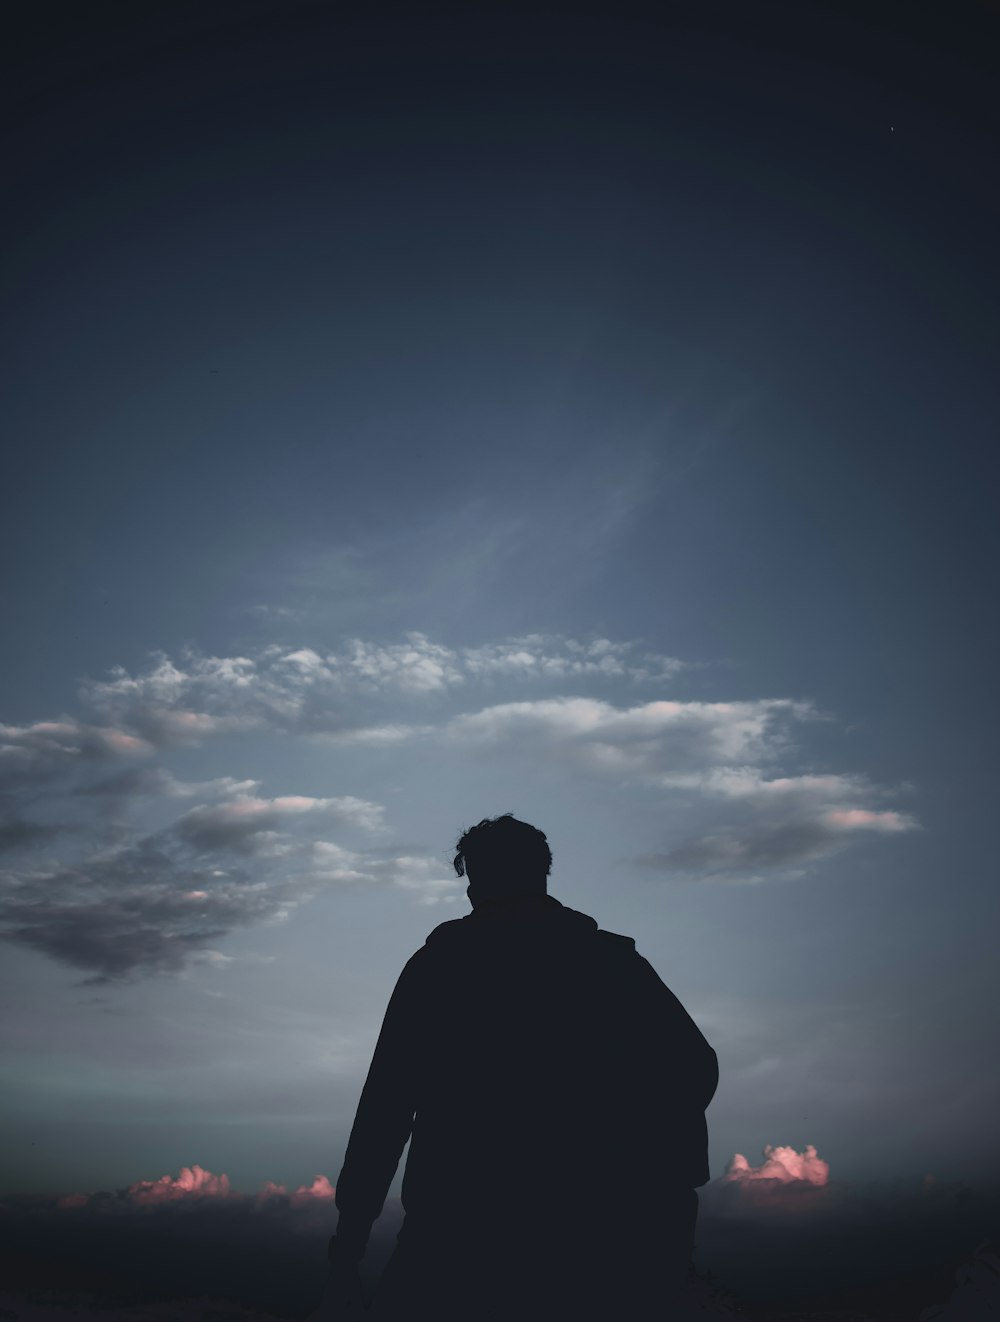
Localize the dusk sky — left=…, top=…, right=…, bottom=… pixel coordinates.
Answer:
left=2, top=1, right=998, bottom=1212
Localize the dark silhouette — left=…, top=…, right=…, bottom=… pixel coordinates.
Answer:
left=322, top=814, right=718, bottom=1319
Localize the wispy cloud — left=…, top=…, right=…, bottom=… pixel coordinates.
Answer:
left=78, top=634, right=684, bottom=742
left=637, top=769, right=916, bottom=880
left=439, top=696, right=916, bottom=878
left=0, top=833, right=259, bottom=981
left=0, top=783, right=455, bottom=981
left=0, top=719, right=152, bottom=787
left=175, top=795, right=384, bottom=853
left=444, top=696, right=808, bottom=772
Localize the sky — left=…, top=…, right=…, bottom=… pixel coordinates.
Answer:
left=1, top=0, right=998, bottom=1211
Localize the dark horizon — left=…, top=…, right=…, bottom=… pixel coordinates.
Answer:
left=2, top=1171, right=999, bottom=1320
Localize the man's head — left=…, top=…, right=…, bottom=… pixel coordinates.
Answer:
left=453, top=813, right=552, bottom=907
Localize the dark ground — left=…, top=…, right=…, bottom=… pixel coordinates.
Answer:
left=1, top=1182, right=997, bottom=1321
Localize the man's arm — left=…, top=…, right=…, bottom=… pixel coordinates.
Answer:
left=632, top=953, right=719, bottom=1187
left=636, top=954, right=719, bottom=1109
left=333, top=953, right=423, bottom=1265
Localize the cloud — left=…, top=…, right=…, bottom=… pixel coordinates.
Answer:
left=341, top=637, right=464, bottom=693
left=438, top=698, right=916, bottom=880
left=55, top=1165, right=336, bottom=1212
left=0, top=718, right=152, bottom=787
left=127, top=1165, right=233, bottom=1205
left=309, top=843, right=463, bottom=905
left=254, top=1179, right=289, bottom=1209
left=0, top=817, right=345, bottom=981
left=288, top=1174, right=335, bottom=1205
left=697, top=1145, right=836, bottom=1218
left=77, top=634, right=685, bottom=747
left=444, top=696, right=808, bottom=774
left=824, top=807, right=911, bottom=832
left=723, top=1144, right=830, bottom=1186
left=461, top=636, right=683, bottom=684
left=64, top=643, right=911, bottom=887
left=317, top=723, right=433, bottom=746
left=175, top=795, right=384, bottom=853
left=637, top=769, right=917, bottom=880
left=0, top=796, right=453, bottom=980
left=636, top=817, right=907, bottom=878
left=76, top=768, right=258, bottom=801
left=0, top=632, right=917, bottom=978
left=0, top=838, right=247, bottom=980
left=81, top=654, right=265, bottom=741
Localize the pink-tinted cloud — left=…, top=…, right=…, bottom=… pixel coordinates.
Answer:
left=254, top=1180, right=289, bottom=1208
left=290, top=1175, right=335, bottom=1206
left=252, top=1174, right=337, bottom=1217
left=724, top=1144, right=830, bottom=1186
left=56, top=1168, right=339, bottom=1213
left=127, top=1165, right=233, bottom=1204
left=823, top=808, right=911, bottom=833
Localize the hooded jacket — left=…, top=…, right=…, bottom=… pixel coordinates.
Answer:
left=333, top=894, right=718, bottom=1261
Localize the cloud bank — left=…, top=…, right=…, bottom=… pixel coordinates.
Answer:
left=0, top=632, right=916, bottom=979
left=51, top=1148, right=829, bottom=1216
left=78, top=634, right=683, bottom=740
left=57, top=1165, right=336, bottom=1212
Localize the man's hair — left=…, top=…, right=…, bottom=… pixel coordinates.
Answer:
left=453, top=813, right=553, bottom=887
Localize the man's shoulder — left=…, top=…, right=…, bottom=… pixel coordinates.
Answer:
left=423, top=915, right=469, bottom=948
left=595, top=927, right=637, bottom=954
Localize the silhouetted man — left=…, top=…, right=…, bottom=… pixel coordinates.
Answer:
left=322, top=814, right=718, bottom=1320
